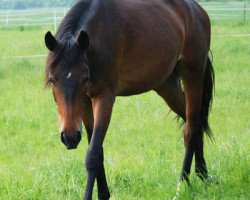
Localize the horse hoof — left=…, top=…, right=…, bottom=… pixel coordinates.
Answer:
left=180, top=175, right=190, bottom=186
left=204, top=174, right=219, bottom=184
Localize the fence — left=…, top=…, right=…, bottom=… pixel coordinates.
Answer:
left=200, top=1, right=250, bottom=21
left=0, top=8, right=69, bottom=31
left=0, top=2, right=249, bottom=30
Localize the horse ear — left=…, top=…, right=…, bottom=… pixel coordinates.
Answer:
left=77, top=30, right=89, bottom=51
left=45, top=31, right=58, bottom=51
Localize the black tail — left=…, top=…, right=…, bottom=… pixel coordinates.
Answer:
left=200, top=57, right=215, bottom=139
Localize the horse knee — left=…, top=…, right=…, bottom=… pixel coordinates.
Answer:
left=85, top=149, right=103, bottom=173
left=184, top=136, right=193, bottom=149
left=183, top=125, right=201, bottom=148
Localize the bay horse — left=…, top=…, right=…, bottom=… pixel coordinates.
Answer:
left=45, top=0, right=214, bottom=199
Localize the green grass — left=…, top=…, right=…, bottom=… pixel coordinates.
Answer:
left=0, top=21, right=249, bottom=199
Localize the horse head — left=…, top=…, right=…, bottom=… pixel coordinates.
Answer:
left=45, top=30, right=90, bottom=149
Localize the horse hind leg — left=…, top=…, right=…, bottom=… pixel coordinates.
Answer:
left=195, top=57, right=214, bottom=181
left=155, top=56, right=213, bottom=183
left=154, top=60, right=186, bottom=120
left=154, top=58, right=199, bottom=184
left=180, top=54, right=213, bottom=183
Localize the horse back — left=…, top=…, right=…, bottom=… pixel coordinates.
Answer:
left=85, top=0, right=210, bottom=96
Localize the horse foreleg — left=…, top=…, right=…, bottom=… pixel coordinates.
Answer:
left=96, top=149, right=110, bottom=200
left=82, top=96, right=110, bottom=200
left=83, top=90, right=114, bottom=200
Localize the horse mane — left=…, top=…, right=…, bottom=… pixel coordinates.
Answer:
left=45, top=1, right=93, bottom=88
left=45, top=0, right=114, bottom=88
left=55, top=0, right=91, bottom=40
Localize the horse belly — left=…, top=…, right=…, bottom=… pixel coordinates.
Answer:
left=116, top=48, right=179, bottom=96
left=116, top=31, right=182, bottom=96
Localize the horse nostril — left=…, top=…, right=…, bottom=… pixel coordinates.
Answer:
left=75, top=131, right=82, bottom=141
left=61, top=132, right=67, bottom=144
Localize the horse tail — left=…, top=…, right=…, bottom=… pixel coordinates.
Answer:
left=200, top=56, right=215, bottom=139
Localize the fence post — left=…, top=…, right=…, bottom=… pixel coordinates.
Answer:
left=54, top=8, right=57, bottom=33
left=6, top=10, right=9, bottom=26
left=244, top=1, right=246, bottom=22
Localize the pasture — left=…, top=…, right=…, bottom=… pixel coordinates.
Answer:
left=0, top=4, right=249, bottom=200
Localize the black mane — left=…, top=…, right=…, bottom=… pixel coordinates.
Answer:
left=45, top=0, right=114, bottom=87
left=55, top=0, right=91, bottom=40
left=45, top=1, right=94, bottom=87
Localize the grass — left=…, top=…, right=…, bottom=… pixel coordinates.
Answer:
left=0, top=21, right=249, bottom=200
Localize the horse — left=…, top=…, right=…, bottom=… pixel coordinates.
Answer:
left=44, top=0, right=214, bottom=199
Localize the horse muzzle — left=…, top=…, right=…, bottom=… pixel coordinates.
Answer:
left=60, top=131, right=82, bottom=150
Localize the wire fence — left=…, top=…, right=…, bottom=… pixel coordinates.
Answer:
left=201, top=1, right=250, bottom=21
left=0, top=2, right=250, bottom=30
left=0, top=8, right=69, bottom=32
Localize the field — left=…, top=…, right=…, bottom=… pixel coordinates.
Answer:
left=0, top=4, right=250, bottom=200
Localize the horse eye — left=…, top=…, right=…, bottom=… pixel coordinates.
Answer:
left=48, top=76, right=55, bottom=83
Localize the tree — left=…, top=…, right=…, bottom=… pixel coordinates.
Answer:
left=12, top=1, right=27, bottom=10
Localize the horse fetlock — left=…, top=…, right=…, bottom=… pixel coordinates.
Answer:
left=98, top=190, right=110, bottom=200
left=195, top=163, right=208, bottom=180
left=84, top=193, right=92, bottom=200
left=180, top=172, right=190, bottom=185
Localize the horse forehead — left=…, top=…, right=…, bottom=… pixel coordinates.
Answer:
left=63, top=66, right=85, bottom=80
left=60, top=69, right=79, bottom=80
left=66, top=72, right=72, bottom=79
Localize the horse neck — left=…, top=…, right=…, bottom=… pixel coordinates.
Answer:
left=55, top=0, right=107, bottom=41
